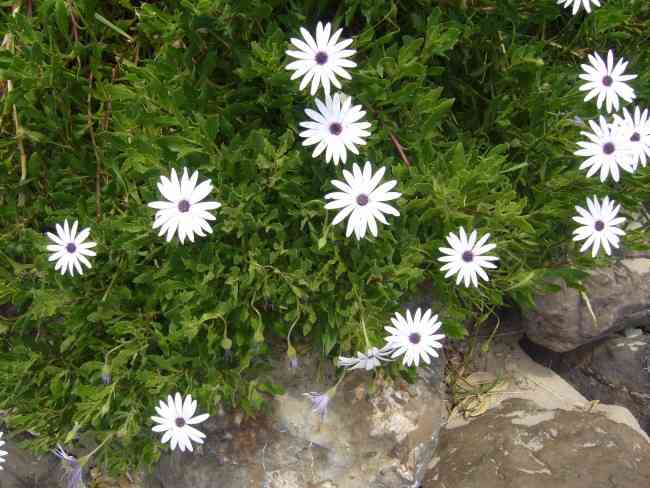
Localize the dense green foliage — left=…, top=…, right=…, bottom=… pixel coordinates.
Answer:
left=1, top=0, right=649, bottom=474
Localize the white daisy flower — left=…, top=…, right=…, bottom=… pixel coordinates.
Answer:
left=557, top=0, right=601, bottom=15
left=148, top=168, right=221, bottom=244
left=578, top=50, right=637, bottom=113
left=572, top=196, right=626, bottom=257
left=0, top=432, right=7, bottom=470
left=324, top=161, right=400, bottom=240
left=383, top=308, right=446, bottom=368
left=337, top=346, right=392, bottom=371
left=574, top=115, right=635, bottom=182
left=46, top=219, right=97, bottom=276
left=612, top=106, right=650, bottom=169
left=438, top=227, right=499, bottom=288
left=285, top=21, right=356, bottom=96
left=299, top=92, right=371, bottom=166
left=151, top=392, right=209, bottom=452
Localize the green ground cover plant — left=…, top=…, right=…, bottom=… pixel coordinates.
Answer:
left=1, top=0, right=649, bottom=475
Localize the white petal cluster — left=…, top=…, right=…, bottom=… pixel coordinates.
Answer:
left=574, top=115, right=635, bottom=182
left=285, top=21, right=356, bottom=96
left=573, top=196, right=626, bottom=257
left=612, top=106, right=650, bottom=169
left=579, top=50, right=636, bottom=114
left=557, top=0, right=601, bottom=15
left=383, top=308, right=446, bottom=367
left=299, top=93, right=371, bottom=166
left=337, top=347, right=391, bottom=371
left=148, top=168, right=221, bottom=244
left=151, top=393, right=209, bottom=452
left=325, top=161, right=400, bottom=240
left=0, top=432, right=6, bottom=470
left=438, top=227, right=499, bottom=288
left=46, top=220, right=97, bottom=276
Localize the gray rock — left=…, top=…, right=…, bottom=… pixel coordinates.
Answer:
left=148, top=353, right=446, bottom=488
left=550, top=334, right=650, bottom=434
left=0, top=437, right=65, bottom=488
left=422, top=398, right=650, bottom=488
left=525, top=258, right=650, bottom=352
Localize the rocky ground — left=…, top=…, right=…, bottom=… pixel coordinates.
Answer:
left=3, top=257, right=650, bottom=487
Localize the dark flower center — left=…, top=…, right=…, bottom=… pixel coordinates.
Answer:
left=409, top=333, right=421, bottom=345
left=356, top=194, right=369, bottom=206
left=602, top=75, right=613, bottom=87
left=175, top=417, right=186, bottom=428
left=595, top=220, right=605, bottom=231
left=603, top=142, right=615, bottom=155
left=178, top=199, right=191, bottom=213
left=66, top=243, right=76, bottom=253
left=462, top=250, right=474, bottom=263
left=329, top=122, right=343, bottom=135
left=631, top=132, right=641, bottom=142
left=315, top=51, right=328, bottom=65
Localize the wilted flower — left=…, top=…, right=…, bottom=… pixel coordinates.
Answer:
left=285, top=21, right=356, bottom=96
left=337, top=346, right=391, bottom=371
left=53, top=444, right=84, bottom=488
left=304, top=391, right=332, bottom=420
left=100, top=363, right=111, bottom=385
left=287, top=343, right=299, bottom=370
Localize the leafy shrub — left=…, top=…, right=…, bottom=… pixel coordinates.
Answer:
left=0, top=0, right=649, bottom=474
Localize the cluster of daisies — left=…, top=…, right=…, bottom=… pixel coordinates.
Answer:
left=11, top=1, right=640, bottom=465
left=571, top=49, right=648, bottom=257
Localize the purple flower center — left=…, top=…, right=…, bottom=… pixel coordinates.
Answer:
left=602, top=75, right=613, bottom=87
left=66, top=243, right=76, bottom=253
left=315, top=51, right=328, bottom=65
left=631, top=132, right=641, bottom=142
left=175, top=417, right=186, bottom=428
left=594, top=220, right=605, bottom=231
left=178, top=199, right=190, bottom=213
left=329, top=122, right=343, bottom=135
left=603, top=142, right=615, bottom=155
left=462, top=250, right=474, bottom=263
left=356, top=194, right=369, bottom=206
left=409, top=333, right=421, bottom=344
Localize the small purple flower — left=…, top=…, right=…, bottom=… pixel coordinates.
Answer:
left=53, top=444, right=84, bottom=488
left=100, top=364, right=111, bottom=385
left=304, top=391, right=331, bottom=420
left=289, top=356, right=299, bottom=369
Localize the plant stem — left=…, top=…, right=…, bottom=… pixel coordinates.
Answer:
left=87, top=74, right=103, bottom=222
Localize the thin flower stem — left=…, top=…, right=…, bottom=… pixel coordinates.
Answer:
left=79, top=432, right=115, bottom=467
left=87, top=74, right=103, bottom=222
left=3, top=5, right=28, bottom=206
left=388, top=130, right=411, bottom=167
left=360, top=318, right=371, bottom=351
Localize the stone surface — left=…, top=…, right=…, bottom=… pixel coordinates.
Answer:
left=0, top=438, right=64, bottom=488
left=147, top=354, right=446, bottom=488
left=524, top=258, right=650, bottom=352
left=545, top=334, right=650, bottom=434
left=422, top=398, right=650, bottom=488
left=451, top=331, right=648, bottom=438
